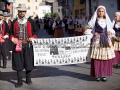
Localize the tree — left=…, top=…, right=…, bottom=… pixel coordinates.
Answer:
left=44, top=12, right=59, bottom=18
left=53, top=12, right=59, bottom=17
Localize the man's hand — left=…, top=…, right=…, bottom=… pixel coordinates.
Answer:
left=13, top=38, right=18, bottom=44
left=27, top=38, right=32, bottom=42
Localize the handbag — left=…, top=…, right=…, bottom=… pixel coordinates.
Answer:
left=15, top=40, right=22, bottom=52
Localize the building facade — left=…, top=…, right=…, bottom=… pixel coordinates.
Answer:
left=72, top=0, right=86, bottom=17
left=13, top=0, right=40, bottom=18
left=86, top=0, right=120, bottom=20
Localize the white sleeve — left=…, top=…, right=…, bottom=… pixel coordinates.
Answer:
left=62, top=22, right=65, bottom=27
left=84, top=29, right=93, bottom=38
left=67, top=19, right=69, bottom=24
left=52, top=22, right=56, bottom=29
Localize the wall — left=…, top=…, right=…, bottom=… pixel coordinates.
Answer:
left=98, top=0, right=119, bottom=20
left=53, top=1, right=63, bottom=19
left=86, top=0, right=120, bottom=20
left=72, top=0, right=86, bottom=17
left=39, top=5, right=51, bottom=18
left=13, top=0, right=40, bottom=18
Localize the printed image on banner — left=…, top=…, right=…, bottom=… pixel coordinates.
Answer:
left=32, top=35, right=91, bottom=66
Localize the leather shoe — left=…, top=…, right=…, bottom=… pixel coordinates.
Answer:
left=26, top=81, right=32, bottom=85
left=3, top=66, right=6, bottom=69
left=101, top=77, right=107, bottom=82
left=15, top=83, right=23, bottom=88
left=96, top=77, right=100, bottom=82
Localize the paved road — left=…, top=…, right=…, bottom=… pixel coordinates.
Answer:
left=0, top=28, right=120, bottom=90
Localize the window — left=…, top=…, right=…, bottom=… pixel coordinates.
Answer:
left=36, top=6, right=37, bottom=10
left=80, top=9, right=85, bottom=15
left=117, top=0, right=120, bottom=10
left=80, top=0, right=85, bottom=4
left=28, top=6, right=31, bottom=9
left=35, top=0, right=37, bottom=2
left=58, top=9, right=60, bottom=12
left=43, top=10, right=46, bottom=14
left=75, top=10, right=79, bottom=16
left=7, top=9, right=10, bottom=13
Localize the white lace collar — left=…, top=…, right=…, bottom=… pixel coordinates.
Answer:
left=18, top=17, right=27, bottom=24
left=0, top=20, right=3, bottom=24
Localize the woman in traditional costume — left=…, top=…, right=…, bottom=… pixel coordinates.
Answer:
left=112, top=12, right=120, bottom=68
left=87, top=5, right=115, bottom=81
left=52, top=16, right=65, bottom=38
left=67, top=16, right=75, bottom=35
left=75, top=15, right=83, bottom=36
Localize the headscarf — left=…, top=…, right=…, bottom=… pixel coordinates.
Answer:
left=112, top=12, right=120, bottom=28
left=88, top=5, right=114, bottom=33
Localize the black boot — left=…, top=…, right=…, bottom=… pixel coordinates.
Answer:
left=15, top=71, right=23, bottom=88
left=26, top=70, right=32, bottom=85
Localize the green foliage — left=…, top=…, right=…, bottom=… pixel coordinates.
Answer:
left=44, top=12, right=59, bottom=18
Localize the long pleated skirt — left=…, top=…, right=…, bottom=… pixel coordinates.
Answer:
left=113, top=51, right=120, bottom=64
left=90, top=59, right=113, bottom=77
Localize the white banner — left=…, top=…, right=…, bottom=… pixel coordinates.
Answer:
left=32, top=35, right=91, bottom=66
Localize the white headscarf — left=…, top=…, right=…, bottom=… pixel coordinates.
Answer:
left=88, top=5, right=113, bottom=32
left=112, top=12, right=120, bottom=28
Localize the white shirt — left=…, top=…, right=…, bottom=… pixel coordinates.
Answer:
left=97, top=18, right=106, bottom=29
left=115, top=22, right=120, bottom=28
left=67, top=18, right=74, bottom=24
left=18, top=17, right=27, bottom=24
left=76, top=19, right=82, bottom=25
left=52, top=20, right=65, bottom=29
left=0, top=20, right=3, bottom=24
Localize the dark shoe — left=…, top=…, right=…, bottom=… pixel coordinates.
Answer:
left=15, top=83, right=23, bottom=88
left=3, top=66, right=6, bottom=69
left=26, top=81, right=32, bottom=85
left=96, top=77, right=101, bottom=82
left=118, top=64, right=120, bottom=69
left=101, top=77, right=107, bottom=82
left=113, top=64, right=119, bottom=69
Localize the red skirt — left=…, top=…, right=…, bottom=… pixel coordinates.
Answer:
left=113, top=51, right=120, bottom=64
left=90, top=59, right=112, bottom=77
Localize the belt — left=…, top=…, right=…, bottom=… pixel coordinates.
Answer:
left=22, top=40, right=29, bottom=44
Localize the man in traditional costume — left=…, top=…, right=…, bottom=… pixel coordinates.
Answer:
left=63, top=16, right=68, bottom=32
left=53, top=16, right=65, bottom=38
left=0, top=11, right=9, bottom=68
left=48, top=18, right=54, bottom=36
left=3, top=12, right=13, bottom=60
left=112, top=12, right=120, bottom=68
left=86, top=5, right=115, bottom=81
left=9, top=4, right=39, bottom=87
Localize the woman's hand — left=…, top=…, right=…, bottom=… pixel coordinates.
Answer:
left=94, top=32, right=98, bottom=36
left=107, top=31, right=112, bottom=35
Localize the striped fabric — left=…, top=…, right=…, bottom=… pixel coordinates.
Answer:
left=113, top=51, right=120, bottom=64
left=90, top=59, right=112, bottom=77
